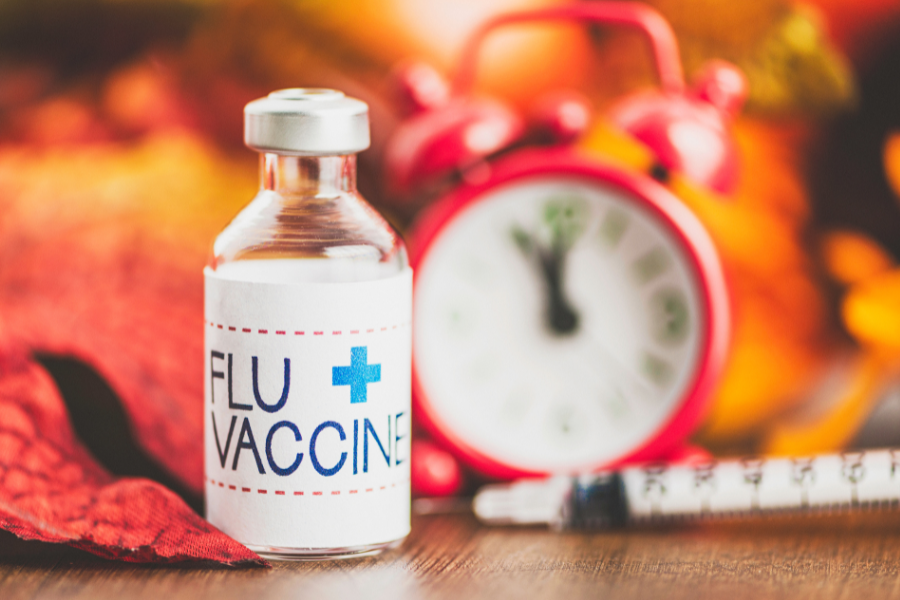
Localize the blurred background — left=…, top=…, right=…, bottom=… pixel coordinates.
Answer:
left=3, top=0, right=900, bottom=500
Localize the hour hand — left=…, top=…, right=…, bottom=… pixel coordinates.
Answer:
left=511, top=225, right=579, bottom=336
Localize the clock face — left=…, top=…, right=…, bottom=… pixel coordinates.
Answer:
left=413, top=174, right=714, bottom=474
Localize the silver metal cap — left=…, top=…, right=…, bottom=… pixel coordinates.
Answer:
left=244, top=88, right=370, bottom=155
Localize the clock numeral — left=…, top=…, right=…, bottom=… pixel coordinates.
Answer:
left=500, top=392, right=532, bottom=426
left=546, top=404, right=585, bottom=445
left=444, top=302, right=476, bottom=336
left=650, top=287, right=690, bottom=346
left=454, top=256, right=493, bottom=288
left=543, top=195, right=588, bottom=249
left=598, top=208, right=629, bottom=248
left=642, top=352, right=673, bottom=388
left=466, top=355, right=499, bottom=384
left=632, top=247, right=671, bottom=284
left=448, top=309, right=465, bottom=331
left=604, top=388, right=630, bottom=421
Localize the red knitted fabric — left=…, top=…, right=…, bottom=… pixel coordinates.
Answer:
left=0, top=345, right=264, bottom=566
left=0, top=136, right=271, bottom=566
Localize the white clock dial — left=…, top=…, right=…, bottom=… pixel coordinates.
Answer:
left=414, top=177, right=706, bottom=473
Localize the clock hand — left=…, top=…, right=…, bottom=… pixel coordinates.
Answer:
left=538, top=244, right=579, bottom=335
left=577, top=327, right=655, bottom=401
left=511, top=226, right=580, bottom=336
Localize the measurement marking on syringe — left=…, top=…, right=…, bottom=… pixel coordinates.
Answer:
left=474, top=449, right=900, bottom=530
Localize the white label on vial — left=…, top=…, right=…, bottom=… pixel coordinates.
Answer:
left=204, top=267, right=412, bottom=550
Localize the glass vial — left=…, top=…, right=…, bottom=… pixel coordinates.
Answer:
left=204, top=89, right=411, bottom=560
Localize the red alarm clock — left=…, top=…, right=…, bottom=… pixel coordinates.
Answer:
left=388, top=3, right=742, bottom=489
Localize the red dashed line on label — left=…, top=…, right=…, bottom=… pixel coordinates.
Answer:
left=206, top=321, right=409, bottom=335
left=206, top=477, right=409, bottom=497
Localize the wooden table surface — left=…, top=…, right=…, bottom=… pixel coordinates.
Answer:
left=4, top=510, right=900, bottom=600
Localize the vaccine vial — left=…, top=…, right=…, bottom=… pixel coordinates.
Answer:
left=204, top=89, right=411, bottom=560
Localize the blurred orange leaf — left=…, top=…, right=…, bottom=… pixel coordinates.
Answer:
left=0, top=132, right=256, bottom=492
left=820, top=229, right=894, bottom=286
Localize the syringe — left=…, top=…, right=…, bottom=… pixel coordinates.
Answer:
left=473, top=449, right=900, bottom=528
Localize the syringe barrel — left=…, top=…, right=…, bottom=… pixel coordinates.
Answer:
left=618, top=449, right=900, bottom=522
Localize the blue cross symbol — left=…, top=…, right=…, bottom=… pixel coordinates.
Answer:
left=332, top=346, right=381, bottom=404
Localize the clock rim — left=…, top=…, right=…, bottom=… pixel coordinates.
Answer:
left=408, top=147, right=730, bottom=479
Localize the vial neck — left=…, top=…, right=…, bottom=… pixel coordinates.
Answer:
left=261, top=154, right=357, bottom=195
